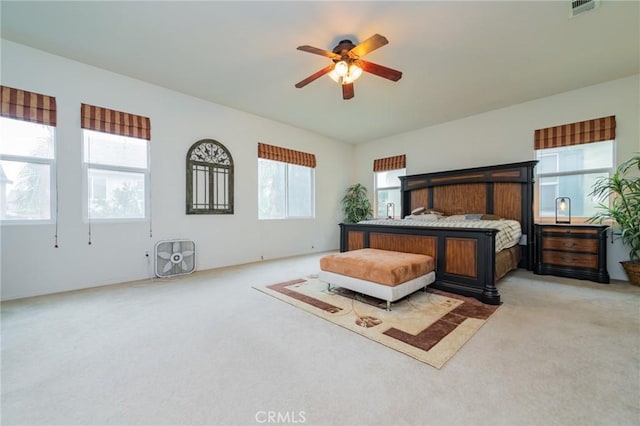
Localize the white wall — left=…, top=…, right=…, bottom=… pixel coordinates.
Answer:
left=0, top=40, right=353, bottom=300
left=354, top=74, right=640, bottom=281
left=2, top=40, right=637, bottom=299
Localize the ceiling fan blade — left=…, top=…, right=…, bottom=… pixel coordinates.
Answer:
left=356, top=59, right=403, bottom=82
left=295, top=64, right=335, bottom=88
left=297, top=45, right=341, bottom=60
left=349, top=34, right=389, bottom=58
left=342, top=83, right=354, bottom=100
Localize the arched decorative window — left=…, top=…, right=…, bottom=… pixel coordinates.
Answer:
left=186, top=139, right=234, bottom=214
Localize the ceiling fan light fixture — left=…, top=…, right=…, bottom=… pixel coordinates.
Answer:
left=334, top=60, right=348, bottom=76
left=328, top=61, right=363, bottom=85
left=348, top=64, right=363, bottom=81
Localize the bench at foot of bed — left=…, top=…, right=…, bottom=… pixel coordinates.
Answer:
left=319, top=248, right=436, bottom=311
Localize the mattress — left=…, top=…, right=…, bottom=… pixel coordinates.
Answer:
left=357, top=218, right=522, bottom=253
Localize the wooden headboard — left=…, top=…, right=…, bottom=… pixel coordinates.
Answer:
left=399, top=160, right=538, bottom=269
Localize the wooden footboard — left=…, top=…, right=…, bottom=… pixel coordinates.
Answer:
left=340, top=222, right=502, bottom=305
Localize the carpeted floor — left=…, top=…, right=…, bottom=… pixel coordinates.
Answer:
left=254, top=276, right=500, bottom=368
left=2, top=252, right=639, bottom=425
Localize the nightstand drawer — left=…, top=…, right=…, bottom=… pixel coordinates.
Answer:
left=542, top=251, right=598, bottom=269
left=542, top=237, right=598, bottom=253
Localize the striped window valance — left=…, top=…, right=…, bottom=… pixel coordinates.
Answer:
left=534, top=116, right=616, bottom=150
left=1, top=85, right=57, bottom=126
left=258, top=142, right=316, bottom=168
left=81, top=103, right=151, bottom=140
left=373, top=154, right=406, bottom=172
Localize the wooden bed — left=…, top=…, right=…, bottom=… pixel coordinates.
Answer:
left=339, top=160, right=538, bottom=305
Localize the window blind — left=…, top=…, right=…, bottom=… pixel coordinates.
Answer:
left=373, top=154, right=406, bottom=172
left=258, top=142, right=316, bottom=168
left=534, top=116, right=615, bottom=150
left=1, top=85, right=57, bottom=126
left=81, top=103, right=151, bottom=140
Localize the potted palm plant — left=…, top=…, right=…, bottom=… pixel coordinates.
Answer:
left=588, top=153, right=640, bottom=285
left=341, top=183, right=373, bottom=223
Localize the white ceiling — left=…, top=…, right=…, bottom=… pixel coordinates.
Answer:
left=1, top=1, right=638, bottom=144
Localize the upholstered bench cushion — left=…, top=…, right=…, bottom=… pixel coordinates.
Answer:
left=320, top=248, right=435, bottom=287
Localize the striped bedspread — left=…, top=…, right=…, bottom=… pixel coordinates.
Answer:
left=357, top=219, right=522, bottom=253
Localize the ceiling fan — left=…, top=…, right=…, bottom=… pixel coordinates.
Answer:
left=295, top=34, right=402, bottom=100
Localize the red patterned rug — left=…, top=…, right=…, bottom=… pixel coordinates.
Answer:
left=254, top=276, right=500, bottom=368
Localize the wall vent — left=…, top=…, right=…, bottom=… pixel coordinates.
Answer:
left=570, top=0, right=600, bottom=18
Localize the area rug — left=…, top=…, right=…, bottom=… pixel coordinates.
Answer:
left=254, top=276, right=500, bottom=368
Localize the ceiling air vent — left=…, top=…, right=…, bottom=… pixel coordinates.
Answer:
left=569, top=0, right=600, bottom=18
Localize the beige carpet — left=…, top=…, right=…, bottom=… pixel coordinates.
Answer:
left=254, top=275, right=500, bottom=368
left=3, top=254, right=639, bottom=425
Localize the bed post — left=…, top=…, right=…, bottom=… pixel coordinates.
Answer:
left=480, top=229, right=500, bottom=305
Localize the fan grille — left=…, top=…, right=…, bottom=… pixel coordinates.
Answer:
left=154, top=239, right=196, bottom=277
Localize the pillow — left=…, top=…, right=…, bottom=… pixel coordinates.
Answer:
left=465, top=214, right=483, bottom=220
left=428, top=210, right=444, bottom=216
left=440, top=214, right=467, bottom=221
left=440, top=213, right=503, bottom=221
left=411, top=206, right=426, bottom=215
left=480, top=214, right=502, bottom=220
left=405, top=213, right=441, bottom=221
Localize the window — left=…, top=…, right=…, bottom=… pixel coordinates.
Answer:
left=373, top=154, right=406, bottom=219
left=186, top=139, right=234, bottom=214
left=534, top=116, right=616, bottom=221
left=536, top=141, right=614, bottom=219
left=83, top=130, right=149, bottom=220
left=258, top=143, right=315, bottom=220
left=374, top=168, right=405, bottom=218
left=0, top=117, right=56, bottom=222
left=80, top=103, right=151, bottom=221
left=0, top=86, right=57, bottom=223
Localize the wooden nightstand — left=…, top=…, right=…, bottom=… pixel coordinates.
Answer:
left=534, top=224, right=609, bottom=283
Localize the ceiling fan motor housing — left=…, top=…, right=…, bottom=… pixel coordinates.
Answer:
left=333, top=40, right=356, bottom=57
